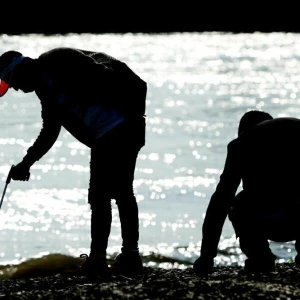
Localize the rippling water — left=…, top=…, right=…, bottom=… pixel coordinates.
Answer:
left=0, top=32, right=299, bottom=272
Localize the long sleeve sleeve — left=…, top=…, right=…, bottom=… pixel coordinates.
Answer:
left=200, top=140, right=242, bottom=258
left=22, top=101, right=61, bottom=166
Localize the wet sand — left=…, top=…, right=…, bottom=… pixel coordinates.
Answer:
left=1, top=263, right=300, bottom=299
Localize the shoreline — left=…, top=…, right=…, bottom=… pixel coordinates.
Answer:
left=1, top=264, right=300, bottom=299
left=1, top=30, right=300, bottom=36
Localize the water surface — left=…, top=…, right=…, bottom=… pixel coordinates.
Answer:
left=0, top=32, right=298, bottom=270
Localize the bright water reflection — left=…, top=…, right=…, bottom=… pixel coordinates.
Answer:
left=0, top=32, right=300, bottom=266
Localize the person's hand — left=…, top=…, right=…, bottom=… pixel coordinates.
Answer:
left=193, top=256, right=214, bottom=276
left=11, top=161, right=31, bottom=181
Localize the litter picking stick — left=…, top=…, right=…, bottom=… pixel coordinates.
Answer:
left=0, top=165, right=15, bottom=210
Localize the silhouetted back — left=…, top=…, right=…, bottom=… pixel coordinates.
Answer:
left=233, top=117, right=300, bottom=211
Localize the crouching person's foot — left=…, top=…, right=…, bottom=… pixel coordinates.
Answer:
left=109, top=250, right=143, bottom=277
left=62, top=254, right=109, bottom=277
left=193, top=256, right=214, bottom=276
left=243, top=258, right=276, bottom=274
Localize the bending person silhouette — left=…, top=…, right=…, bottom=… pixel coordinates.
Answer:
left=0, top=48, right=147, bottom=277
left=194, top=110, right=300, bottom=275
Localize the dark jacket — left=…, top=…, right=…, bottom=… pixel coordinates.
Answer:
left=22, top=47, right=147, bottom=166
left=200, top=117, right=300, bottom=258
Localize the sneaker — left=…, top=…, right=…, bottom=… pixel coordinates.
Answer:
left=193, top=257, right=214, bottom=276
left=243, top=258, right=275, bottom=274
left=62, top=254, right=109, bottom=277
left=109, top=252, right=143, bottom=277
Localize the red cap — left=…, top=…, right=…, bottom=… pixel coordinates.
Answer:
left=0, top=52, right=24, bottom=97
left=0, top=79, right=9, bottom=97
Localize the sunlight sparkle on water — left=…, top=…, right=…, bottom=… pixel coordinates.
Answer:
left=1, top=32, right=300, bottom=265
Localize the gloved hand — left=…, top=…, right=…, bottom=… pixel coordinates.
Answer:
left=11, top=161, right=31, bottom=181
left=193, top=256, right=214, bottom=276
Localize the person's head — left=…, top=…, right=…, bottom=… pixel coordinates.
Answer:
left=0, top=50, right=36, bottom=97
left=238, top=110, right=273, bottom=136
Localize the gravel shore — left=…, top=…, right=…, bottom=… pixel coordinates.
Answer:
left=1, top=263, right=300, bottom=299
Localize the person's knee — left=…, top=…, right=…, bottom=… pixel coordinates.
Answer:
left=115, top=195, right=137, bottom=206
left=264, top=215, right=297, bottom=242
left=88, top=185, right=113, bottom=205
left=89, top=197, right=111, bottom=210
left=230, top=207, right=252, bottom=235
left=113, top=185, right=135, bottom=204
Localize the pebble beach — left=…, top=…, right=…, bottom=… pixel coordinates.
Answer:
left=1, top=264, right=300, bottom=299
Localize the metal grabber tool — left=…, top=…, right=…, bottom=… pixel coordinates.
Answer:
left=0, top=165, right=15, bottom=210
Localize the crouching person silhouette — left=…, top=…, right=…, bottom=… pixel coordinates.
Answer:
left=0, top=48, right=147, bottom=277
left=194, top=110, right=300, bottom=275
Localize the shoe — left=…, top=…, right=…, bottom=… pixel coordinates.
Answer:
left=62, top=254, right=109, bottom=277
left=193, top=257, right=214, bottom=276
left=109, top=252, right=143, bottom=277
left=243, top=258, right=275, bottom=274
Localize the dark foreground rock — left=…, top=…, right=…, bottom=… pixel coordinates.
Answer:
left=1, top=264, right=300, bottom=299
